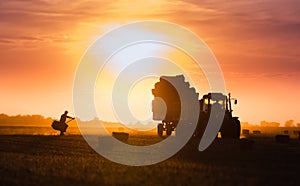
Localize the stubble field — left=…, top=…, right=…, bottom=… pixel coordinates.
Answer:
left=0, top=134, right=300, bottom=186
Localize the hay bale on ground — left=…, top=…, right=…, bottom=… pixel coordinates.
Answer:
left=242, top=129, right=250, bottom=135
left=112, top=132, right=129, bottom=142
left=275, top=135, right=290, bottom=143
left=253, top=130, right=261, bottom=134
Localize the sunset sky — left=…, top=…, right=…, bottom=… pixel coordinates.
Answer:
left=0, top=0, right=300, bottom=125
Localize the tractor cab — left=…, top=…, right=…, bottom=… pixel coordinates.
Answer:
left=198, top=92, right=240, bottom=139
left=200, top=93, right=237, bottom=117
left=200, top=93, right=227, bottom=113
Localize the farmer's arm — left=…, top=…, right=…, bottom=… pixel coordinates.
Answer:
left=67, top=115, right=75, bottom=119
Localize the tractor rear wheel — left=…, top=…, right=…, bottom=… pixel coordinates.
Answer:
left=234, top=119, right=241, bottom=139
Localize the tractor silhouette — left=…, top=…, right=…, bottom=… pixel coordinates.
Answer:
left=152, top=75, right=240, bottom=139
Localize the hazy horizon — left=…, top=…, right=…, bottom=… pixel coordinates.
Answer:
left=1, top=113, right=300, bottom=129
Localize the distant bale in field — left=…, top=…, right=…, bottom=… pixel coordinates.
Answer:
left=275, top=135, right=290, bottom=143
left=240, top=138, right=254, bottom=151
left=253, top=130, right=261, bottom=134
left=291, top=131, right=300, bottom=140
left=242, top=129, right=250, bottom=135
left=112, top=132, right=129, bottom=142
left=293, top=130, right=300, bottom=135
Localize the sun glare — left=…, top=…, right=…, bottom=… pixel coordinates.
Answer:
left=90, top=24, right=212, bottom=124
left=128, top=77, right=158, bottom=122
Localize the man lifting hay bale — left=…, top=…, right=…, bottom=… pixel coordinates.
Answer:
left=52, top=111, right=75, bottom=135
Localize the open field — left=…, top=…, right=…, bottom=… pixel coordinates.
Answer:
left=1, top=134, right=300, bottom=186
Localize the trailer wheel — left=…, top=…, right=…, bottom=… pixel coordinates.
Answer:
left=158, top=123, right=163, bottom=137
left=166, top=124, right=172, bottom=136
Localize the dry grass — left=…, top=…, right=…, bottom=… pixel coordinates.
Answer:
left=0, top=134, right=300, bottom=186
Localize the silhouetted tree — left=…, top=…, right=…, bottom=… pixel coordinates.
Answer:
left=285, top=120, right=294, bottom=127
left=260, top=121, right=280, bottom=127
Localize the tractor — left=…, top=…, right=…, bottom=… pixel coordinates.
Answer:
left=152, top=75, right=240, bottom=139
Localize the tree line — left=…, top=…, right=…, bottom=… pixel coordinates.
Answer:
left=0, top=113, right=53, bottom=126
left=242, top=120, right=300, bottom=128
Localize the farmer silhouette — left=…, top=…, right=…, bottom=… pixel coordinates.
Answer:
left=59, top=111, right=75, bottom=135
